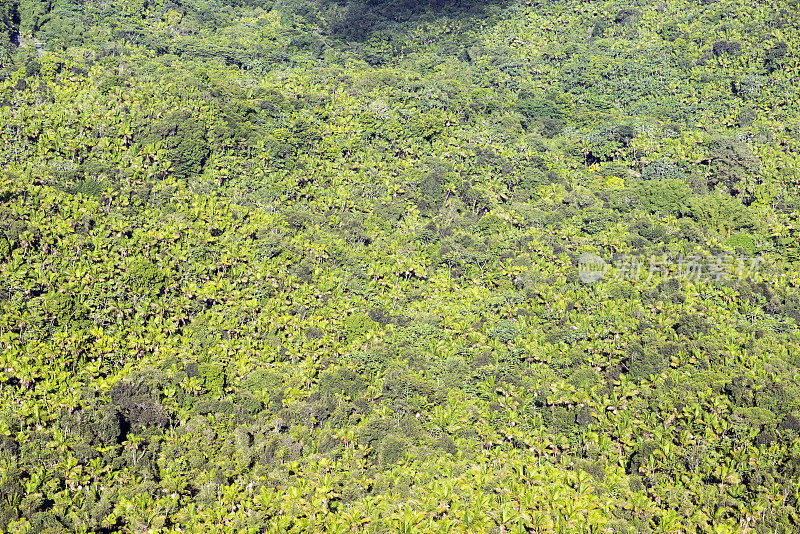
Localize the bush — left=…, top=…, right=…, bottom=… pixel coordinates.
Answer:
left=632, top=219, right=667, bottom=243
left=581, top=206, right=615, bottom=235
left=128, top=259, right=167, bottom=294
left=591, top=19, right=608, bottom=38
left=98, top=75, right=124, bottom=94
left=199, top=363, right=226, bottom=394
left=641, top=159, right=687, bottom=181
left=549, top=405, right=577, bottom=433
left=415, top=158, right=451, bottom=213
left=19, top=0, right=53, bottom=34
left=615, top=7, right=640, bottom=26
left=473, top=213, right=507, bottom=235
left=0, top=234, right=10, bottom=259
left=435, top=435, right=458, bottom=456
left=744, top=468, right=774, bottom=490
left=632, top=178, right=692, bottom=216
left=673, top=313, right=708, bottom=339
left=342, top=312, right=379, bottom=342
left=712, top=41, right=742, bottom=57
left=703, top=137, right=759, bottom=193
left=628, top=476, right=645, bottom=493
left=359, top=416, right=390, bottom=449
left=627, top=344, right=667, bottom=380
left=627, top=440, right=659, bottom=474
left=737, top=107, right=756, bottom=126
left=516, top=95, right=568, bottom=138
left=0, top=465, right=24, bottom=505
left=574, top=458, right=605, bottom=482
left=195, top=399, right=234, bottom=416
left=382, top=371, right=440, bottom=406
left=757, top=381, right=794, bottom=414
left=90, top=406, right=124, bottom=445
left=0, top=434, right=18, bottom=458
left=569, top=367, right=599, bottom=389
left=379, top=434, right=408, bottom=466
left=41, top=289, right=79, bottom=327
left=408, top=110, right=446, bottom=141
left=782, top=414, right=800, bottom=432
left=318, top=366, right=367, bottom=402
left=764, top=42, right=788, bottom=73
left=487, top=320, right=520, bottom=344
left=144, top=111, right=210, bottom=180
left=724, top=233, right=757, bottom=255
left=109, top=374, right=170, bottom=430
left=725, top=376, right=755, bottom=407
left=687, top=192, right=753, bottom=232
left=659, top=20, right=680, bottom=41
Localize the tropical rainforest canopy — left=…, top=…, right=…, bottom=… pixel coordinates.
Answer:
left=0, top=0, right=799, bottom=532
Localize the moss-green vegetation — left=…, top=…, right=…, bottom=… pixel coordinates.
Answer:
left=0, top=0, right=799, bottom=531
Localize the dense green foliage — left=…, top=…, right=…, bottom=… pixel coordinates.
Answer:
left=1, top=0, right=800, bottom=532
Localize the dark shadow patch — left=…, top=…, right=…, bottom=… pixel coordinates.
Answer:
left=311, top=0, right=511, bottom=42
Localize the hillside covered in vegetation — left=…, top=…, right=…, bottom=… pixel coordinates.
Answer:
left=1, top=0, right=800, bottom=532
